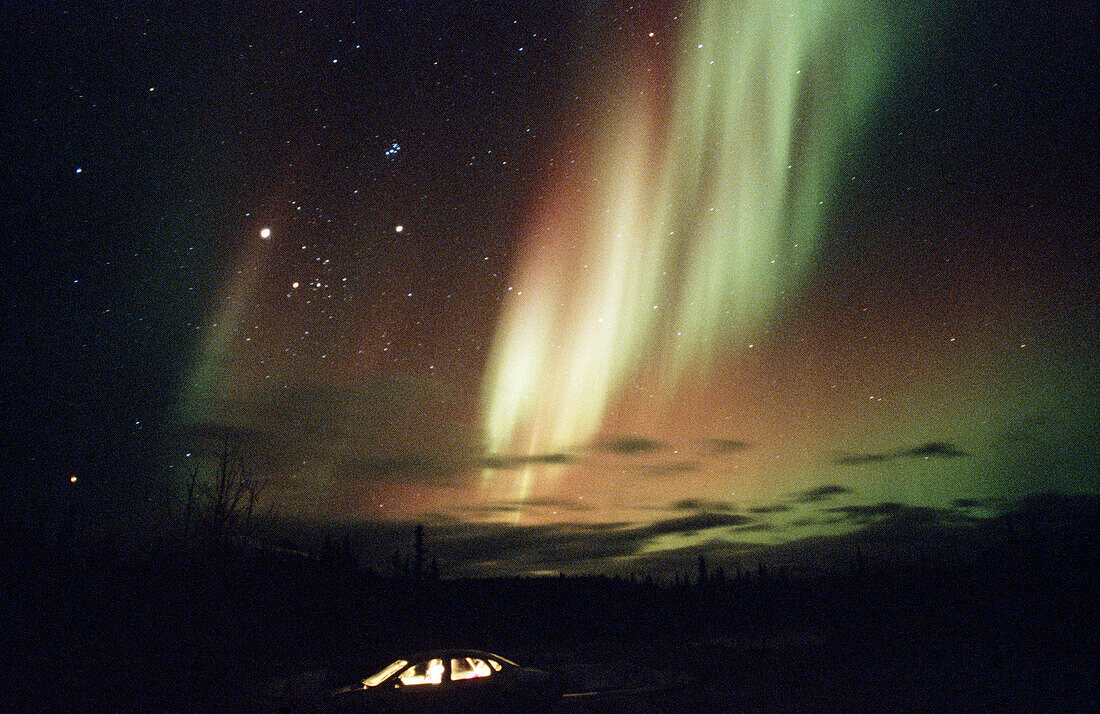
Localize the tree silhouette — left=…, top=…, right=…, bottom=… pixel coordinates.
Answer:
left=414, top=523, right=424, bottom=583
left=178, top=436, right=269, bottom=555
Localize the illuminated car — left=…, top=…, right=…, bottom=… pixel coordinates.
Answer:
left=329, top=649, right=563, bottom=712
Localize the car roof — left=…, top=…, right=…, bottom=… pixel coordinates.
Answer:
left=402, top=649, right=519, bottom=667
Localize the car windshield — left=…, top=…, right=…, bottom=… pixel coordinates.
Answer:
left=363, top=660, right=408, bottom=687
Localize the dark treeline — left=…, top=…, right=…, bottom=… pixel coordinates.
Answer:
left=2, top=492, right=1097, bottom=711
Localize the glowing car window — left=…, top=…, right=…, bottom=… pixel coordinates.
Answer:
left=487, top=659, right=502, bottom=672
left=364, top=659, right=408, bottom=687
left=398, top=658, right=445, bottom=686
left=451, top=657, right=493, bottom=680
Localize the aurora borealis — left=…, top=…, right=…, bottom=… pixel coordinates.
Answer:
left=5, top=1, right=1097, bottom=575
left=482, top=0, right=893, bottom=503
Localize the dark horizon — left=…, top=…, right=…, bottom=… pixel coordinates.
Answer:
left=4, top=483, right=1095, bottom=710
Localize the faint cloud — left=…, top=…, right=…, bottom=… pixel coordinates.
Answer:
left=457, top=497, right=594, bottom=518
left=478, top=452, right=576, bottom=470
left=824, top=502, right=982, bottom=528
left=901, top=441, right=969, bottom=458
left=749, top=504, right=791, bottom=514
left=670, top=498, right=738, bottom=512
left=796, top=484, right=851, bottom=503
left=832, top=452, right=889, bottom=465
left=274, top=492, right=1098, bottom=580
left=703, top=438, right=755, bottom=456
left=825, top=501, right=904, bottom=523
left=514, top=497, right=594, bottom=512
left=634, top=512, right=752, bottom=537
left=599, top=435, right=666, bottom=455
left=429, top=521, right=650, bottom=573
left=174, top=376, right=483, bottom=494
left=732, top=522, right=774, bottom=533
left=833, top=440, right=969, bottom=465
left=460, top=503, right=524, bottom=517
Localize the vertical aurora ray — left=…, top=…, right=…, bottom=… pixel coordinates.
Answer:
left=481, top=0, right=896, bottom=501
left=178, top=234, right=273, bottom=424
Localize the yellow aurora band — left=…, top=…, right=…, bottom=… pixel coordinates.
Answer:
left=481, top=0, right=897, bottom=500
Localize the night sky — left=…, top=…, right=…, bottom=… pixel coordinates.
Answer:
left=4, top=1, right=1097, bottom=575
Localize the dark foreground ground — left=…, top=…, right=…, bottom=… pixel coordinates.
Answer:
left=3, top=513, right=1096, bottom=712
